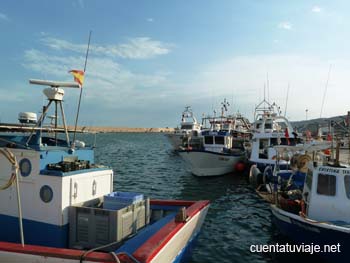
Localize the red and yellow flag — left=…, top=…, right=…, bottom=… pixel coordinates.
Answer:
left=69, top=70, right=84, bottom=86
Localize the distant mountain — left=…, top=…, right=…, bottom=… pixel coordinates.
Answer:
left=292, top=114, right=349, bottom=135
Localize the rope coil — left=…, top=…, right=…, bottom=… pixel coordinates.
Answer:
left=0, top=148, right=19, bottom=190
left=0, top=148, right=24, bottom=246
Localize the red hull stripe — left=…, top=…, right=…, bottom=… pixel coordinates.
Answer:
left=0, top=242, right=117, bottom=262
left=133, top=200, right=210, bottom=263
left=0, top=200, right=209, bottom=263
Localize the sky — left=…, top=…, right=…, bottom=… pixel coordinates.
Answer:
left=0, top=0, right=350, bottom=128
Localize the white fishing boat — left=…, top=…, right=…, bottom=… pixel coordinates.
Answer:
left=249, top=99, right=299, bottom=187
left=179, top=100, right=251, bottom=176
left=0, top=75, right=210, bottom=263
left=166, top=106, right=201, bottom=150
left=270, top=143, right=350, bottom=260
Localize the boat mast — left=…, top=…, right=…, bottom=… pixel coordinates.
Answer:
left=320, top=64, right=332, bottom=118
left=284, top=82, right=290, bottom=117
left=72, top=31, right=92, bottom=147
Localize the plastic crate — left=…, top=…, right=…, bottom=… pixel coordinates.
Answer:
left=69, top=197, right=150, bottom=250
left=104, top=191, right=144, bottom=210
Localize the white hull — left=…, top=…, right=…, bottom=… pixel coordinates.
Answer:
left=0, top=205, right=209, bottom=263
left=179, top=150, right=245, bottom=176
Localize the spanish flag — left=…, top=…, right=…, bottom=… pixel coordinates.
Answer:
left=69, top=70, right=84, bottom=87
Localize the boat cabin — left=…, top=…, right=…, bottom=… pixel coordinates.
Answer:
left=303, top=164, right=350, bottom=222
left=0, top=80, right=113, bottom=248
left=200, top=131, right=245, bottom=153
left=250, top=115, right=297, bottom=165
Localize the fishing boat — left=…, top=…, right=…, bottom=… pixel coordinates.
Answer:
left=0, top=76, right=210, bottom=262
left=249, top=99, right=299, bottom=187
left=255, top=141, right=330, bottom=203
left=178, top=100, right=251, bottom=176
left=166, top=106, right=201, bottom=150
left=270, top=143, right=350, bottom=260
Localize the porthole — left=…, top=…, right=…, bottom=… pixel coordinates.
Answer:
left=19, top=158, right=32, bottom=177
left=40, top=185, right=53, bottom=203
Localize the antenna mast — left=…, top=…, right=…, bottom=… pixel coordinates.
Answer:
left=284, top=82, right=290, bottom=117
left=72, top=30, right=92, bottom=146
left=320, top=64, right=332, bottom=118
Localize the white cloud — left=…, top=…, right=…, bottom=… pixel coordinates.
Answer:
left=187, top=54, right=349, bottom=121
left=278, top=21, right=293, bottom=30
left=311, top=6, right=322, bottom=13
left=0, top=12, right=9, bottom=21
left=147, top=18, right=154, bottom=22
left=22, top=48, right=169, bottom=110
left=40, top=36, right=172, bottom=59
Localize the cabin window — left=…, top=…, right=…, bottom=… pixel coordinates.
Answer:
left=214, top=136, right=225, bottom=145
left=317, top=173, right=336, bottom=196
left=181, top=124, right=193, bottom=130
left=259, top=139, right=269, bottom=149
left=265, top=123, right=272, bottom=129
left=232, top=140, right=244, bottom=149
left=270, top=138, right=278, bottom=146
left=280, top=138, right=289, bottom=145
left=204, top=136, right=214, bottom=144
left=344, top=176, right=350, bottom=199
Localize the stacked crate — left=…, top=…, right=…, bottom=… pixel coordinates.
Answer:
left=69, top=192, right=150, bottom=249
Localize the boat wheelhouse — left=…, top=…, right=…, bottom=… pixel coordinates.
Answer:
left=166, top=106, right=201, bottom=150
left=249, top=99, right=299, bottom=187
left=270, top=143, right=350, bottom=260
left=0, top=77, right=210, bottom=263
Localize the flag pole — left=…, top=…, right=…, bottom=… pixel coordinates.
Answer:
left=72, top=30, right=92, bottom=147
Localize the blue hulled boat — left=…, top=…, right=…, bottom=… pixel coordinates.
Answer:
left=270, top=144, right=350, bottom=260
left=0, top=77, right=209, bottom=262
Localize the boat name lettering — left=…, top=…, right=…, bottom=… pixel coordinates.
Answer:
left=318, top=167, right=340, bottom=174
left=342, top=170, right=350, bottom=175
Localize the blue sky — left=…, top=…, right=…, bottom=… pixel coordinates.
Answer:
left=0, top=0, right=350, bottom=127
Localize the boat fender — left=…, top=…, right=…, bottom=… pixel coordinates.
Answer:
left=263, top=166, right=273, bottom=185
left=234, top=161, right=245, bottom=172
left=249, top=165, right=263, bottom=188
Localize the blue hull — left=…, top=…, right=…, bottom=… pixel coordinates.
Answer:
left=0, top=214, right=68, bottom=248
left=271, top=206, right=350, bottom=261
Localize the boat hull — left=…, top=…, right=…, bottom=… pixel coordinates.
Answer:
left=0, top=200, right=209, bottom=263
left=271, top=205, right=350, bottom=260
left=179, top=150, right=245, bottom=176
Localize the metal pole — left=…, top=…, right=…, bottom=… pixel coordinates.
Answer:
left=59, top=101, right=70, bottom=146
left=55, top=101, right=58, bottom=145
left=72, top=30, right=92, bottom=147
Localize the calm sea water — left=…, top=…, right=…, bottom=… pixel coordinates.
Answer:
left=79, top=132, right=324, bottom=263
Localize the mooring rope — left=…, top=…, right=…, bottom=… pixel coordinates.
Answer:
left=0, top=148, right=18, bottom=190
left=0, top=148, right=24, bottom=246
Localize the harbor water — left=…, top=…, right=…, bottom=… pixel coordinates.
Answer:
left=82, top=132, right=326, bottom=263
